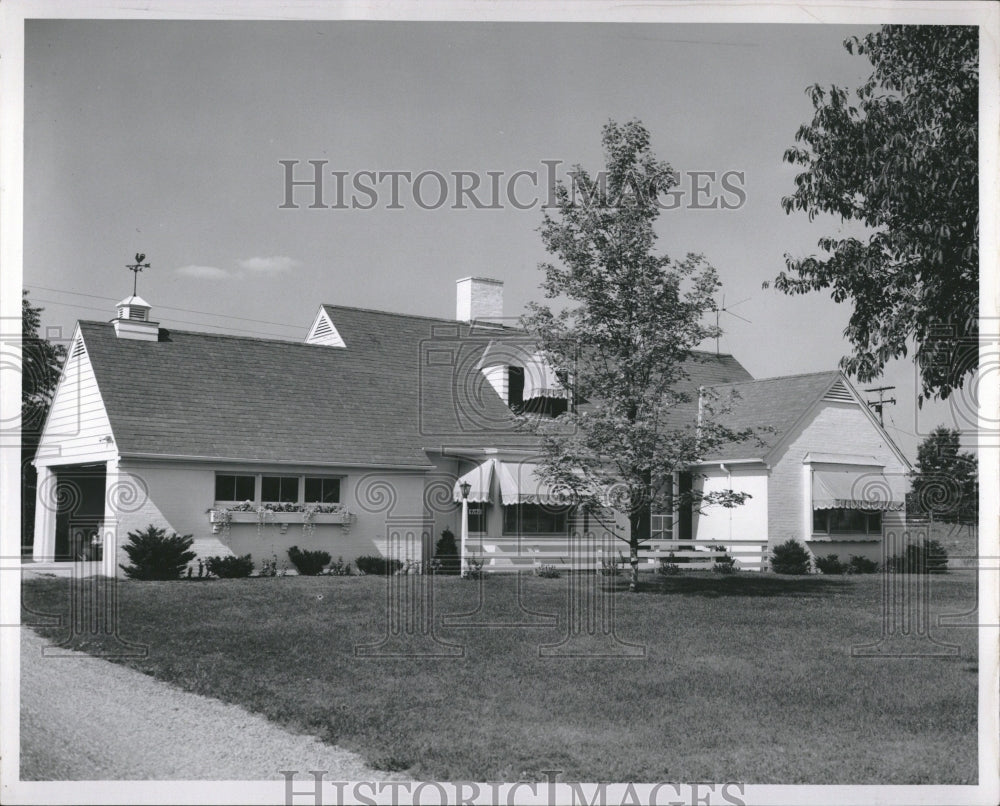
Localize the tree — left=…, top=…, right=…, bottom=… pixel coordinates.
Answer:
left=22, top=292, right=67, bottom=552
left=908, top=426, right=977, bottom=525
left=521, top=120, right=756, bottom=591
left=770, top=26, right=978, bottom=402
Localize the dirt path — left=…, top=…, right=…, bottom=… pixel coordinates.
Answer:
left=19, top=627, right=405, bottom=781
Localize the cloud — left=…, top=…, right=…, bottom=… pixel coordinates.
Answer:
left=237, top=255, right=299, bottom=273
left=176, top=264, right=234, bottom=279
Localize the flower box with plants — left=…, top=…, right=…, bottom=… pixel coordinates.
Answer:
left=208, top=502, right=354, bottom=532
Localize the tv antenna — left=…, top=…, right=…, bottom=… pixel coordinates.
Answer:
left=864, top=385, right=896, bottom=427
left=126, top=252, right=150, bottom=296
left=713, top=295, right=752, bottom=355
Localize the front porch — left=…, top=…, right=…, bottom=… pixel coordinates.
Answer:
left=32, top=459, right=125, bottom=577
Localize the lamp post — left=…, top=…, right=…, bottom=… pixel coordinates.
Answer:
left=459, top=480, right=472, bottom=577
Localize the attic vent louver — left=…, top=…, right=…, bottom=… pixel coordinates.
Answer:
left=71, top=338, right=85, bottom=358
left=305, top=308, right=346, bottom=348
left=823, top=380, right=855, bottom=403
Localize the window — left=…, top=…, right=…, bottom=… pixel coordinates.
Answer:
left=304, top=477, right=341, bottom=504
left=813, top=508, right=882, bottom=536
left=651, top=513, right=673, bottom=540
left=508, top=366, right=525, bottom=408
left=503, top=503, right=569, bottom=534
left=215, top=473, right=255, bottom=502
left=261, top=475, right=299, bottom=503
left=467, top=504, right=489, bottom=534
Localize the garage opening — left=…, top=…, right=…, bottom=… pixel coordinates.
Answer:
left=52, top=464, right=107, bottom=561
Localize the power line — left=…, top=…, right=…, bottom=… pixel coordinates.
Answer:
left=25, top=284, right=303, bottom=330
left=30, top=297, right=303, bottom=340
left=863, top=385, right=897, bottom=427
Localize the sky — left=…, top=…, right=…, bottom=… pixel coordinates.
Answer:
left=22, top=18, right=980, bottom=461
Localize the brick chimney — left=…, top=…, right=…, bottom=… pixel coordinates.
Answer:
left=456, top=277, right=503, bottom=324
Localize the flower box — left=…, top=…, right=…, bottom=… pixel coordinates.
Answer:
left=208, top=508, right=354, bottom=534
left=210, top=510, right=351, bottom=525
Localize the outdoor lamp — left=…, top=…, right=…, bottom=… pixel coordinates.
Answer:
left=459, top=480, right=472, bottom=576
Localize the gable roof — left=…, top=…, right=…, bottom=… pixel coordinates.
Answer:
left=76, top=305, right=756, bottom=468
left=699, top=370, right=909, bottom=467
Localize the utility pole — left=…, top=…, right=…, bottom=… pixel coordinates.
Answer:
left=864, top=385, right=897, bottom=427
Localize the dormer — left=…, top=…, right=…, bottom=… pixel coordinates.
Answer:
left=111, top=295, right=159, bottom=341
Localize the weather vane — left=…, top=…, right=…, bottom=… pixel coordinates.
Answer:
left=126, top=253, right=150, bottom=296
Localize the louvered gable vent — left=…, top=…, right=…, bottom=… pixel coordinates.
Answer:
left=823, top=379, right=855, bottom=403
left=305, top=307, right=346, bottom=348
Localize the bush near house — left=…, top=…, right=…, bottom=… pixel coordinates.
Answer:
left=889, top=539, right=949, bottom=574
left=770, top=539, right=812, bottom=575
left=847, top=555, right=880, bottom=574
left=119, top=525, right=196, bottom=580
left=287, top=546, right=331, bottom=576
left=814, top=554, right=846, bottom=575
left=355, top=555, right=404, bottom=575
left=205, top=554, right=254, bottom=578
left=326, top=556, right=352, bottom=576
left=434, top=528, right=460, bottom=575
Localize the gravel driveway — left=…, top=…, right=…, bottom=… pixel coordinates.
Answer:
left=20, top=626, right=406, bottom=781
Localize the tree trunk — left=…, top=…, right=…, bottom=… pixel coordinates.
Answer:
left=628, top=511, right=642, bottom=592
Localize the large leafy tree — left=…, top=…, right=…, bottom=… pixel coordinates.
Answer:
left=771, top=26, right=978, bottom=402
left=22, top=291, right=67, bottom=551
left=522, top=120, right=755, bottom=591
left=908, top=426, right=977, bottom=525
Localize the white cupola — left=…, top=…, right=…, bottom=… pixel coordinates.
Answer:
left=112, top=294, right=159, bottom=341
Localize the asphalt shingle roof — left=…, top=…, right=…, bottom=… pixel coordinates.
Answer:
left=79, top=307, right=757, bottom=467
left=700, top=371, right=842, bottom=461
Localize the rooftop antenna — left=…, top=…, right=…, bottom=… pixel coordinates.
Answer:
left=714, top=295, right=752, bottom=355
left=126, top=252, right=150, bottom=296
left=863, top=385, right=897, bottom=427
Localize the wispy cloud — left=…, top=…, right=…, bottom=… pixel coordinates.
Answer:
left=237, top=256, right=299, bottom=273
left=176, top=264, right=234, bottom=279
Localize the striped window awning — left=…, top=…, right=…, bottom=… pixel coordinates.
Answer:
left=812, top=469, right=904, bottom=511
left=452, top=459, right=495, bottom=504
left=497, top=461, right=571, bottom=506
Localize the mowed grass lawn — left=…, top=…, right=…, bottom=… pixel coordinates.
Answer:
left=22, top=571, right=977, bottom=783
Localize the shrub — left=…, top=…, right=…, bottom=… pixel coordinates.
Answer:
left=534, top=564, right=561, bottom=578
left=600, top=553, right=625, bottom=577
left=257, top=554, right=279, bottom=577
left=205, top=554, right=254, bottom=578
left=712, top=553, right=738, bottom=575
left=889, top=539, right=949, bottom=574
left=657, top=557, right=681, bottom=576
left=287, top=546, right=331, bottom=576
left=464, top=556, right=485, bottom=579
left=356, top=555, right=404, bottom=575
left=326, top=556, right=352, bottom=576
left=434, top=528, right=460, bottom=575
left=847, top=555, right=879, bottom=574
left=814, top=554, right=846, bottom=575
left=119, top=525, right=197, bottom=580
left=770, top=539, right=812, bottom=575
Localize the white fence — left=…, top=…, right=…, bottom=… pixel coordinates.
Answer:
left=471, top=536, right=769, bottom=573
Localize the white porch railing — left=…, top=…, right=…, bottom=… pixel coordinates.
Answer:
left=472, top=536, right=770, bottom=573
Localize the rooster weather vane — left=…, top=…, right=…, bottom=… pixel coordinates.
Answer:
left=126, top=253, right=150, bottom=296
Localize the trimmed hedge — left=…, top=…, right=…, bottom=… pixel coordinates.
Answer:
left=287, top=546, right=331, bottom=576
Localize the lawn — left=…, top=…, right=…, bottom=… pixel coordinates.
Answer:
left=21, top=570, right=978, bottom=783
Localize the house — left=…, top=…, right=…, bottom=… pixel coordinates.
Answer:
left=30, top=277, right=910, bottom=576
